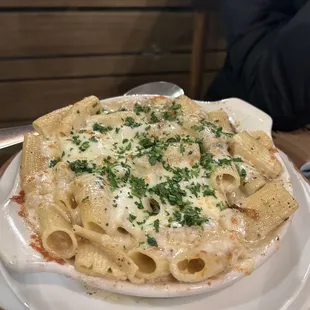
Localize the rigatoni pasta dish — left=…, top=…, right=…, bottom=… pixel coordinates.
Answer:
left=21, top=95, right=298, bottom=285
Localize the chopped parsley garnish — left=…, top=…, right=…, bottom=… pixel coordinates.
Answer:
left=124, top=117, right=141, bottom=128
left=191, top=119, right=233, bottom=138
left=149, top=111, right=159, bottom=123
left=135, top=200, right=144, bottom=209
left=69, top=160, right=96, bottom=174
left=72, top=135, right=82, bottom=145
left=48, top=159, right=59, bottom=168
left=134, top=104, right=151, bottom=115
left=122, top=138, right=129, bottom=144
left=186, top=183, right=201, bottom=198
left=170, top=166, right=199, bottom=182
left=82, top=196, right=89, bottom=202
left=92, top=102, right=98, bottom=108
left=153, top=219, right=160, bottom=232
left=202, top=185, right=216, bottom=197
left=170, top=205, right=209, bottom=227
left=162, top=111, right=177, bottom=121
left=138, top=135, right=156, bottom=149
left=129, top=176, right=148, bottom=198
left=218, top=158, right=232, bottom=166
left=101, top=159, right=127, bottom=191
left=92, top=122, right=113, bottom=133
left=216, top=202, right=226, bottom=211
left=89, top=136, right=98, bottom=142
left=128, top=214, right=137, bottom=223
left=191, top=124, right=204, bottom=132
left=232, top=157, right=243, bottom=163
left=239, top=168, right=247, bottom=178
left=146, top=235, right=158, bottom=247
left=79, top=141, right=90, bottom=152
left=150, top=179, right=187, bottom=206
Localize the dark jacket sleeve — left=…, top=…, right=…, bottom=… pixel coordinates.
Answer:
left=221, top=0, right=310, bottom=130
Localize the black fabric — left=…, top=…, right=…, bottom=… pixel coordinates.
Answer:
left=205, top=0, right=310, bottom=131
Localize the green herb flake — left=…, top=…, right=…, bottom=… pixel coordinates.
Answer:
left=186, top=183, right=201, bottom=198
left=129, top=176, right=148, bottom=198
left=92, top=102, right=98, bottom=108
left=129, top=214, right=137, bottom=223
left=93, top=122, right=113, bottom=133
left=202, top=185, right=216, bottom=197
left=48, top=159, right=59, bottom=168
left=150, top=179, right=186, bottom=206
left=72, top=135, right=82, bottom=145
left=239, top=168, right=247, bottom=178
left=162, top=111, right=177, bottom=121
left=124, top=117, right=141, bottom=128
left=232, top=157, right=243, bottom=163
left=82, top=196, right=89, bottom=202
left=134, top=104, right=151, bottom=115
left=79, top=141, right=90, bottom=152
left=216, top=202, right=226, bottom=211
left=135, top=201, right=144, bottom=209
left=153, top=219, right=160, bottom=233
left=89, top=136, right=98, bottom=142
left=69, top=160, right=96, bottom=174
left=150, top=111, right=159, bottom=124
left=191, top=124, right=204, bottom=132
left=146, top=235, right=158, bottom=247
left=170, top=205, right=209, bottom=227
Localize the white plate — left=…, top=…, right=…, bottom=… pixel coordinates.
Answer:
left=0, top=96, right=301, bottom=298
left=1, top=151, right=310, bottom=310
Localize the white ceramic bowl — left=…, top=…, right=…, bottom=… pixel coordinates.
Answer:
left=0, top=96, right=294, bottom=298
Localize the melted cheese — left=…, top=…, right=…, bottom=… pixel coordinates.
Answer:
left=22, top=95, right=294, bottom=285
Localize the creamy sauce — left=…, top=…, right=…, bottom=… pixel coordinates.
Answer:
left=20, top=95, right=296, bottom=285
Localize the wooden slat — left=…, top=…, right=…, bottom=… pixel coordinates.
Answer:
left=0, top=0, right=192, bottom=8
left=0, top=73, right=215, bottom=122
left=189, top=11, right=207, bottom=99
left=0, top=52, right=225, bottom=80
left=205, top=12, right=226, bottom=50
left=0, top=12, right=195, bottom=57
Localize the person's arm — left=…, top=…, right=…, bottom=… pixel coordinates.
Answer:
left=221, top=0, right=310, bottom=130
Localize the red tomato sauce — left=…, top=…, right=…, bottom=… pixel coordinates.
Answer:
left=11, top=190, right=65, bottom=265
left=30, top=233, right=65, bottom=265
left=10, top=190, right=26, bottom=217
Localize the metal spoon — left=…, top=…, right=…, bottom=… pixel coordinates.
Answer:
left=124, top=81, right=184, bottom=97
left=0, top=82, right=184, bottom=150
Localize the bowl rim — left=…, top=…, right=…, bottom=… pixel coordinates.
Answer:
left=0, top=95, right=293, bottom=298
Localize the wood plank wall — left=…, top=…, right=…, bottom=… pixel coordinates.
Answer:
left=0, top=0, right=226, bottom=164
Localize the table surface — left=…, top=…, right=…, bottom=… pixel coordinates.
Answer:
left=0, top=129, right=309, bottom=310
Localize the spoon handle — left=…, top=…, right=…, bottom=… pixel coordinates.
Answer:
left=0, top=125, right=34, bottom=150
